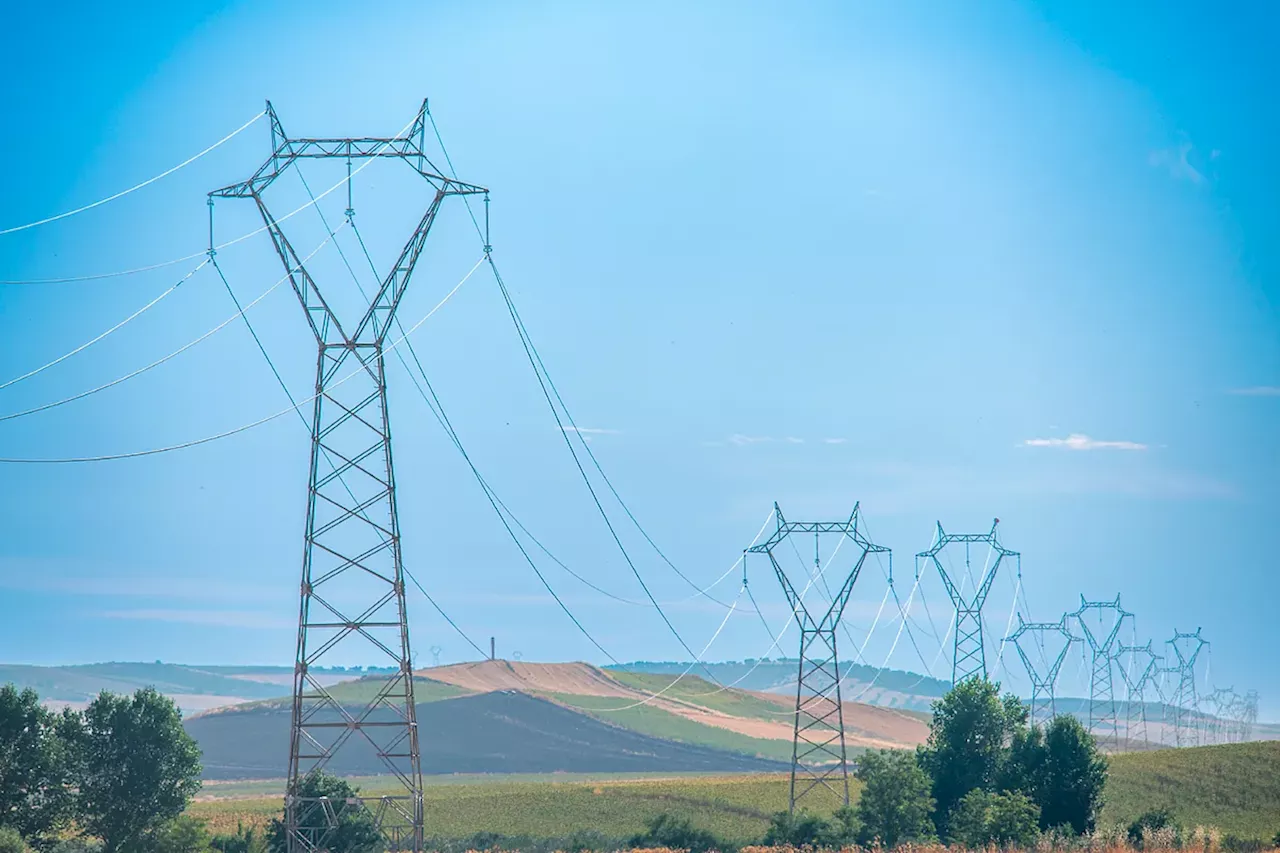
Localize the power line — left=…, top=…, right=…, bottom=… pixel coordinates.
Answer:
left=0, top=111, right=266, bottom=236
left=0, top=260, right=208, bottom=390
left=0, top=257, right=484, bottom=463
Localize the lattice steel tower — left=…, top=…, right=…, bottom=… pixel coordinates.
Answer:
left=747, top=503, right=889, bottom=811
left=1070, top=594, right=1131, bottom=747
left=1165, top=628, right=1208, bottom=748
left=916, top=519, right=1019, bottom=684
left=1114, top=641, right=1161, bottom=750
left=1009, top=614, right=1075, bottom=725
left=210, top=101, right=485, bottom=853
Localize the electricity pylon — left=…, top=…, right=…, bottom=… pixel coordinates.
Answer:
left=746, top=502, right=889, bottom=811
left=1241, top=690, right=1259, bottom=742
left=1115, top=641, right=1161, bottom=750
left=1009, top=614, right=1074, bottom=725
left=1165, top=628, right=1209, bottom=747
left=1070, top=594, right=1131, bottom=747
left=916, top=519, right=1019, bottom=684
left=1203, top=687, right=1238, bottom=744
left=211, top=101, right=485, bottom=853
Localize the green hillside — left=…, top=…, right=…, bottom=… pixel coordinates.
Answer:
left=0, top=662, right=286, bottom=703
left=1105, top=741, right=1280, bottom=839
left=203, top=675, right=470, bottom=714
left=605, top=671, right=794, bottom=721
left=549, top=692, right=795, bottom=762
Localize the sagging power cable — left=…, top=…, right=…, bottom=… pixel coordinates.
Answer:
left=0, top=111, right=265, bottom=236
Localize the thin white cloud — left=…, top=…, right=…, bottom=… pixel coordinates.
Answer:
left=728, top=434, right=774, bottom=446
left=1021, top=433, right=1148, bottom=451
left=823, top=438, right=847, bottom=445
left=1228, top=386, right=1280, bottom=397
left=785, top=437, right=805, bottom=444
left=99, top=609, right=292, bottom=629
left=1149, top=139, right=1205, bottom=184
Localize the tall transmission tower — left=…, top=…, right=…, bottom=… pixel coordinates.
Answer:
left=1241, top=690, right=1259, bottom=742
left=1165, top=628, right=1209, bottom=748
left=746, top=502, right=889, bottom=812
left=1114, top=641, right=1161, bottom=751
left=210, top=101, right=486, bottom=853
left=1070, top=594, right=1131, bottom=747
left=1008, top=614, right=1074, bottom=725
left=916, top=519, right=1019, bottom=684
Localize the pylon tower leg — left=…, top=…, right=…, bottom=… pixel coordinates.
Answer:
left=1088, top=651, right=1118, bottom=746
left=286, top=343, right=422, bottom=853
left=790, top=626, right=850, bottom=810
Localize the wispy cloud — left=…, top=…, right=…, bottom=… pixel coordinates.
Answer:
left=823, top=438, right=847, bottom=445
left=728, top=434, right=774, bottom=446
left=1021, top=433, right=1148, bottom=451
left=1228, top=386, right=1280, bottom=397
left=785, top=437, right=805, bottom=444
left=1149, top=139, right=1206, bottom=184
left=99, top=609, right=292, bottom=629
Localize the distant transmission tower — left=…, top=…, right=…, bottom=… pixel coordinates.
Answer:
left=916, top=519, right=1019, bottom=684
left=1241, top=690, right=1259, bottom=742
left=746, top=502, right=889, bottom=811
left=1009, top=614, right=1074, bottom=725
left=1114, top=641, right=1161, bottom=750
left=429, top=646, right=443, bottom=668
left=1165, top=628, right=1209, bottom=747
left=1070, top=595, right=1131, bottom=747
left=211, top=101, right=485, bottom=853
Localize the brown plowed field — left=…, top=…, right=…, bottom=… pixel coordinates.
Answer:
left=418, top=660, right=638, bottom=698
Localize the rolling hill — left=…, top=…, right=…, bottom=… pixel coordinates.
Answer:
left=183, top=660, right=932, bottom=779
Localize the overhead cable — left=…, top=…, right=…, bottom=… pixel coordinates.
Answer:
left=0, top=256, right=484, bottom=464
left=0, top=260, right=209, bottom=390
left=0, top=111, right=266, bottom=236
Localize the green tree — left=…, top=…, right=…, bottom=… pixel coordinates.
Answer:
left=854, top=749, right=935, bottom=848
left=917, top=678, right=1026, bottom=837
left=211, top=824, right=267, bottom=853
left=762, top=809, right=833, bottom=847
left=78, top=688, right=203, bottom=853
left=1032, top=715, right=1107, bottom=834
left=0, top=827, right=31, bottom=853
left=0, top=684, right=82, bottom=842
left=266, top=773, right=380, bottom=853
left=949, top=789, right=1041, bottom=848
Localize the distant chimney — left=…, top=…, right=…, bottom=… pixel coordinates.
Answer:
left=490, top=637, right=495, bottom=661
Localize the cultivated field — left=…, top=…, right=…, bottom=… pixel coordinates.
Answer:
left=187, top=741, right=1280, bottom=845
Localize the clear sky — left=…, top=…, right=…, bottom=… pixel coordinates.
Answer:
left=0, top=1, right=1276, bottom=716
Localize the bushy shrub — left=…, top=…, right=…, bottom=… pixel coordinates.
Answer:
left=627, top=814, right=725, bottom=853
left=1128, top=808, right=1178, bottom=848
left=211, top=823, right=266, bottom=853
left=0, top=827, right=31, bottom=853
left=854, top=749, right=934, bottom=848
left=948, top=788, right=1041, bottom=848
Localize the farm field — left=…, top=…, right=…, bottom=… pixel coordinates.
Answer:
left=187, top=741, right=1280, bottom=844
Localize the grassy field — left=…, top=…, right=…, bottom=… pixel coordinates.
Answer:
left=188, top=741, right=1280, bottom=844
left=548, top=693, right=795, bottom=762
left=1101, top=741, right=1280, bottom=839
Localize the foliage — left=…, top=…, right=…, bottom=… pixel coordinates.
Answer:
left=0, top=827, right=31, bottom=853
left=1128, top=808, right=1178, bottom=847
left=628, top=813, right=726, bottom=853
left=265, top=773, right=381, bottom=853
left=948, top=788, right=1041, bottom=848
left=42, top=841, right=102, bottom=853
left=0, top=684, right=83, bottom=841
left=1002, top=716, right=1107, bottom=834
left=917, top=677, right=1026, bottom=836
left=854, top=749, right=935, bottom=848
left=145, top=816, right=213, bottom=853
left=210, top=823, right=267, bottom=853
left=78, top=688, right=203, bottom=853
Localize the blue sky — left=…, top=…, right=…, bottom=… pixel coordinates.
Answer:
left=0, top=1, right=1276, bottom=716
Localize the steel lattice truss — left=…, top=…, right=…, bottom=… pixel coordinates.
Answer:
left=1114, top=641, right=1162, bottom=750
left=1164, top=628, right=1208, bottom=748
left=916, top=520, right=1019, bottom=684
left=1009, top=614, right=1075, bottom=726
left=210, top=100, right=485, bottom=853
left=1070, top=595, right=1132, bottom=747
left=747, top=503, right=889, bottom=812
